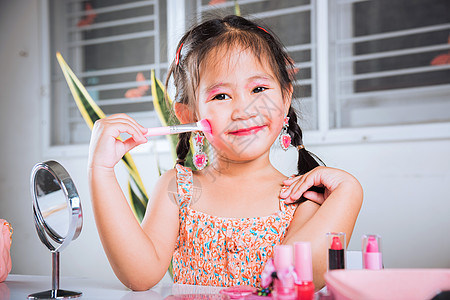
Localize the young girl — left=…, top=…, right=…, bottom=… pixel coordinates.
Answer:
left=88, top=15, right=363, bottom=291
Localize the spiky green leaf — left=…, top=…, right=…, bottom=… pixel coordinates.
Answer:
left=56, top=52, right=148, bottom=219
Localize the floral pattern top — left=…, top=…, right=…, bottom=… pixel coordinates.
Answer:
left=172, top=164, right=298, bottom=287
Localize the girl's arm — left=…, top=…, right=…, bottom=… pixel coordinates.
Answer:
left=280, top=166, right=363, bottom=289
left=88, top=114, right=179, bottom=291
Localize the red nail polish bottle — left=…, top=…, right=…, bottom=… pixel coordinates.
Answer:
left=294, top=242, right=315, bottom=300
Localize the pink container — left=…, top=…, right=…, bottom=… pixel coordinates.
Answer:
left=0, top=220, right=13, bottom=282
left=325, top=269, right=450, bottom=300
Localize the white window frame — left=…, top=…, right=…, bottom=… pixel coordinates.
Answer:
left=39, top=0, right=172, bottom=158
left=39, top=0, right=450, bottom=159
left=305, top=0, right=450, bottom=145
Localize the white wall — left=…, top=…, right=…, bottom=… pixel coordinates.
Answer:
left=305, top=141, right=450, bottom=268
left=0, top=1, right=449, bottom=286
left=0, top=0, right=46, bottom=275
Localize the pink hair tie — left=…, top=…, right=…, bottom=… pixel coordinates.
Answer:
left=175, top=42, right=184, bottom=65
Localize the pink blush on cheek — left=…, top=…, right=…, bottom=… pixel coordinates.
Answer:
left=204, top=131, right=215, bottom=143
left=200, top=118, right=214, bottom=142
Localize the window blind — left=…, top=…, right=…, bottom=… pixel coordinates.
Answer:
left=50, top=0, right=167, bottom=146
left=331, top=0, right=450, bottom=128
left=195, top=0, right=317, bottom=130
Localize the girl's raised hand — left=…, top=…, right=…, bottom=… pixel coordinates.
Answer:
left=88, top=114, right=148, bottom=170
left=280, top=166, right=361, bottom=205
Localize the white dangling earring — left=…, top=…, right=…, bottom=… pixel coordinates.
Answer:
left=279, top=116, right=291, bottom=151
left=193, top=131, right=208, bottom=170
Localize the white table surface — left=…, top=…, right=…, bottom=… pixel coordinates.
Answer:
left=1, top=274, right=223, bottom=300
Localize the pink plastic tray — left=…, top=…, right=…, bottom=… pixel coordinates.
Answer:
left=324, top=269, right=450, bottom=300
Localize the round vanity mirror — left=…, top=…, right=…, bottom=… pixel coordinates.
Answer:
left=29, top=160, right=83, bottom=299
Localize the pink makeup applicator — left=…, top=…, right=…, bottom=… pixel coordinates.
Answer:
left=145, top=119, right=212, bottom=137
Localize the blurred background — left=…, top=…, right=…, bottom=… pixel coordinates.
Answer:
left=0, top=0, right=449, bottom=283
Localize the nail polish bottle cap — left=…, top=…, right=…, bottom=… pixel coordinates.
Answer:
left=326, top=232, right=346, bottom=251
left=274, top=245, right=293, bottom=272
left=362, top=234, right=383, bottom=270
left=363, top=234, right=381, bottom=253
left=326, top=232, right=347, bottom=271
left=294, top=242, right=313, bottom=282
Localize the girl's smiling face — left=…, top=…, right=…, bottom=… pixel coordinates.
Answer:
left=196, top=46, right=292, bottom=162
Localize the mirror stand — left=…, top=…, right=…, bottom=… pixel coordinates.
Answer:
left=29, top=160, right=83, bottom=299
left=28, top=251, right=81, bottom=299
left=28, top=251, right=82, bottom=299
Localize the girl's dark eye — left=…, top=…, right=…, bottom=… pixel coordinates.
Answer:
left=252, top=86, right=267, bottom=94
left=213, top=94, right=230, bottom=101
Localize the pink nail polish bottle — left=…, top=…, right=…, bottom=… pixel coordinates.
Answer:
left=273, top=245, right=296, bottom=300
left=294, top=242, right=315, bottom=300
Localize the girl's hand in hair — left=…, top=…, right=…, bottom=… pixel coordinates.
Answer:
left=88, top=114, right=148, bottom=170
left=280, top=166, right=362, bottom=205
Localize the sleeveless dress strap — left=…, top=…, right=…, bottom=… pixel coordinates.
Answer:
left=279, top=174, right=296, bottom=212
left=175, top=164, right=193, bottom=208
left=279, top=194, right=288, bottom=212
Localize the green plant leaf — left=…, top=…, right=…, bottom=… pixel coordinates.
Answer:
left=128, top=182, right=146, bottom=222
left=56, top=52, right=148, bottom=221
left=150, top=70, right=179, bottom=163
left=234, top=0, right=241, bottom=16
left=150, top=70, right=203, bottom=171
